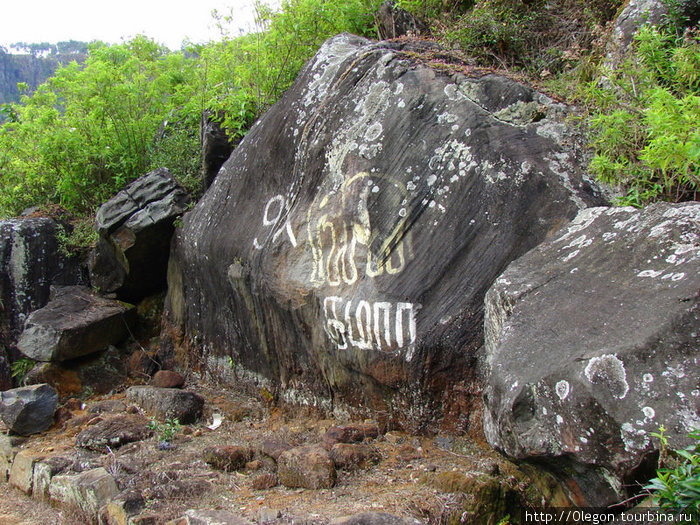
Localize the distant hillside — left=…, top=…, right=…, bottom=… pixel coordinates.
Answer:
left=0, top=41, right=88, bottom=106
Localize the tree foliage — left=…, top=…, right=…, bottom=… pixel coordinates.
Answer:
left=0, top=0, right=379, bottom=217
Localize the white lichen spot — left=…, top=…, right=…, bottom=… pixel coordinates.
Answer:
left=364, top=122, right=383, bottom=142
left=427, top=174, right=438, bottom=186
left=621, top=422, right=650, bottom=451
left=570, top=267, right=579, bottom=274
left=555, top=380, right=570, bottom=401
left=542, top=407, right=548, bottom=415
left=602, top=232, right=617, bottom=242
left=394, top=82, right=404, bottom=95
left=444, top=84, right=463, bottom=101
left=643, top=373, right=654, bottom=383
left=580, top=436, right=588, bottom=444
left=398, top=208, right=407, bottom=217
left=398, top=100, right=405, bottom=108
left=429, top=200, right=436, bottom=208
left=437, top=112, right=459, bottom=125
left=584, top=354, right=629, bottom=399
left=637, top=269, right=663, bottom=278
left=556, top=415, right=564, bottom=425
left=406, top=181, right=416, bottom=191
left=642, top=406, right=656, bottom=420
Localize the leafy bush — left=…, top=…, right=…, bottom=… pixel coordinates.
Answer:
left=0, top=1, right=380, bottom=218
left=148, top=417, right=182, bottom=444
left=10, top=357, right=36, bottom=385
left=584, top=24, right=699, bottom=206
left=645, top=426, right=700, bottom=518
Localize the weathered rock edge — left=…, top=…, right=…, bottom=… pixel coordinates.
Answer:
left=164, top=34, right=606, bottom=433
left=483, top=202, right=700, bottom=506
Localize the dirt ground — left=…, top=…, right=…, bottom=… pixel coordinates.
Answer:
left=0, top=378, right=530, bottom=525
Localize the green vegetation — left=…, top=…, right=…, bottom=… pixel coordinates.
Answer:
left=645, top=426, right=700, bottom=518
left=584, top=23, right=699, bottom=205
left=10, top=356, right=36, bottom=385
left=0, top=0, right=696, bottom=219
left=148, top=417, right=182, bottom=444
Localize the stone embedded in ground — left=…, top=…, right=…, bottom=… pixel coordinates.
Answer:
left=323, top=423, right=380, bottom=448
left=251, top=472, right=278, bottom=490
left=202, top=445, right=253, bottom=472
left=0, top=383, right=58, bottom=435
left=90, top=167, right=190, bottom=302
left=126, top=385, right=204, bottom=424
left=87, top=399, right=127, bottom=415
left=330, top=443, right=381, bottom=470
left=17, top=286, right=134, bottom=362
left=0, top=434, right=26, bottom=481
left=259, top=438, right=292, bottom=461
left=49, top=466, right=119, bottom=516
left=151, top=369, right=185, bottom=388
left=277, top=444, right=336, bottom=489
left=99, top=489, right=146, bottom=525
left=9, top=449, right=44, bottom=494
left=164, top=33, right=606, bottom=434
left=183, top=509, right=255, bottom=525
left=483, top=202, right=700, bottom=506
left=75, top=413, right=153, bottom=451
left=0, top=217, right=87, bottom=388
left=329, top=513, right=425, bottom=525
left=32, top=455, right=73, bottom=501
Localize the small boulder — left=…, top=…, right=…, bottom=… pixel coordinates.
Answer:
left=277, top=444, right=336, bottom=489
left=330, top=443, right=381, bottom=470
left=75, top=413, right=153, bottom=451
left=49, top=467, right=119, bottom=516
left=87, top=399, right=127, bottom=415
left=259, top=438, right=292, bottom=461
left=322, top=422, right=380, bottom=449
left=251, top=472, right=279, bottom=490
left=126, top=385, right=204, bottom=424
left=32, top=455, right=73, bottom=501
left=17, top=286, right=134, bottom=362
left=9, top=449, right=44, bottom=494
left=151, top=369, right=185, bottom=388
left=0, top=383, right=58, bottom=435
left=202, top=445, right=253, bottom=472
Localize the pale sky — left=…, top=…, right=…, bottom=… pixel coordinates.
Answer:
left=0, top=0, right=274, bottom=50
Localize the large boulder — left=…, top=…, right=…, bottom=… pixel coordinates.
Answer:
left=0, top=383, right=58, bottom=435
left=90, top=167, right=190, bottom=302
left=0, top=217, right=87, bottom=387
left=483, top=202, right=700, bottom=506
left=17, top=286, right=134, bottom=362
left=164, top=34, right=605, bottom=433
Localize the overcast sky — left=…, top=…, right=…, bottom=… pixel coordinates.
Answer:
left=1, top=0, right=273, bottom=50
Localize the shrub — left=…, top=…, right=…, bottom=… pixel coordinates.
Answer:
left=645, top=426, right=700, bottom=519
left=584, top=24, right=699, bottom=206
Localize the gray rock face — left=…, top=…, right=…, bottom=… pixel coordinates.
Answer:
left=126, top=385, right=204, bottom=424
left=0, top=217, right=87, bottom=387
left=17, top=286, right=134, bottom=362
left=483, top=202, right=700, bottom=506
left=164, top=34, right=605, bottom=433
left=90, top=167, right=190, bottom=302
left=0, top=383, right=58, bottom=435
